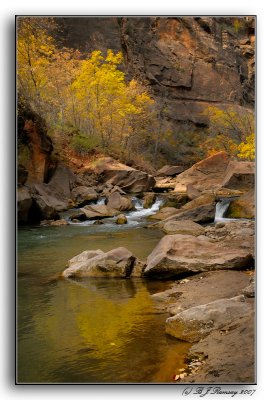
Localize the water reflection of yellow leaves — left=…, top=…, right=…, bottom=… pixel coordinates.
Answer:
left=75, top=286, right=154, bottom=357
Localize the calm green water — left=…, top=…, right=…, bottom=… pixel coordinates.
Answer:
left=17, top=224, right=190, bottom=383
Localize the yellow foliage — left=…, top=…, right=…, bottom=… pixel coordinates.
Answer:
left=17, top=18, right=57, bottom=111
left=202, top=106, right=255, bottom=159
left=237, top=133, right=255, bottom=160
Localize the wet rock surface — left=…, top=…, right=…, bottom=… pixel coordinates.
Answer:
left=115, top=214, right=128, bottom=224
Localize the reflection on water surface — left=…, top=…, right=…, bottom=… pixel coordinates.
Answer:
left=17, top=225, right=190, bottom=383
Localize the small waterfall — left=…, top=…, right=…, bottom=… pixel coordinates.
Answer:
left=127, top=197, right=164, bottom=221
left=96, top=197, right=106, bottom=205
left=131, top=197, right=144, bottom=210
left=215, top=198, right=231, bottom=221
left=67, top=195, right=164, bottom=227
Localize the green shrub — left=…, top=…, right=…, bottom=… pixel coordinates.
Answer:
left=71, top=135, right=100, bottom=156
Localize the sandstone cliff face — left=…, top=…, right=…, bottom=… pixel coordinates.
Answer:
left=57, top=16, right=255, bottom=130
left=17, top=101, right=53, bottom=184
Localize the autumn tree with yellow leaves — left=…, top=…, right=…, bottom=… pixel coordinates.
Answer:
left=17, top=18, right=157, bottom=163
left=17, top=17, right=255, bottom=167
left=202, top=106, right=255, bottom=161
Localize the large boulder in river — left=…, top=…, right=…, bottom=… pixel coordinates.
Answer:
left=163, top=220, right=205, bottom=236
left=28, top=164, right=76, bottom=221
left=144, top=234, right=253, bottom=279
left=222, top=161, right=255, bottom=190
left=48, top=165, right=76, bottom=198
left=32, top=183, right=68, bottom=219
left=62, top=247, right=136, bottom=278
left=156, top=194, right=216, bottom=225
left=81, top=204, right=119, bottom=220
left=107, top=192, right=134, bottom=211
left=93, top=158, right=155, bottom=193
left=226, top=189, right=255, bottom=219
left=71, top=186, right=98, bottom=207
left=175, top=193, right=216, bottom=223
left=174, top=152, right=230, bottom=192
left=17, top=186, right=33, bottom=223
left=165, top=295, right=252, bottom=342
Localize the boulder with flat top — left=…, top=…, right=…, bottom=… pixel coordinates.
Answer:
left=81, top=204, right=119, bottom=220
left=144, top=234, right=254, bottom=279
left=62, top=247, right=136, bottom=278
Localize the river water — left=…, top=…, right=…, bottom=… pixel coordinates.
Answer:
left=17, top=202, right=191, bottom=383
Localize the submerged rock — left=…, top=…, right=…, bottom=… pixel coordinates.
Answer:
left=144, top=234, right=253, bottom=279
left=165, top=295, right=252, bottom=342
left=116, top=214, right=128, bottom=224
left=62, top=247, right=136, bottom=278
